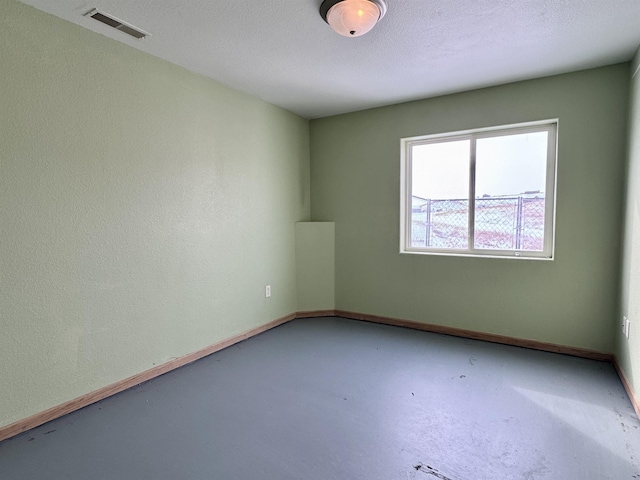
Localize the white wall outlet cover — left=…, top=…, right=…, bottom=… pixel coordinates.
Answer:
left=626, top=318, right=630, bottom=339
left=622, top=316, right=630, bottom=339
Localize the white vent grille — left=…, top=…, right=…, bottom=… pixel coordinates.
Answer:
left=85, top=9, right=150, bottom=40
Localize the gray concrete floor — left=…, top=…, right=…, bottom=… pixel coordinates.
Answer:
left=1, top=317, right=639, bottom=479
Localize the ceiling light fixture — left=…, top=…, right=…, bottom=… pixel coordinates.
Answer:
left=320, top=0, right=387, bottom=37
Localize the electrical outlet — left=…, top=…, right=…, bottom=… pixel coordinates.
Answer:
left=265, top=285, right=271, bottom=298
left=623, top=317, right=630, bottom=339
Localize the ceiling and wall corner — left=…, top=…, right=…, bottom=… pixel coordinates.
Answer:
left=15, top=0, right=640, bottom=119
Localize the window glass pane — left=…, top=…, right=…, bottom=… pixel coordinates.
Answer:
left=474, top=131, right=548, bottom=251
left=411, top=140, right=470, bottom=249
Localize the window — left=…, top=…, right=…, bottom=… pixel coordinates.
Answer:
left=400, top=121, right=557, bottom=259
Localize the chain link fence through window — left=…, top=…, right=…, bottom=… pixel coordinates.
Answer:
left=411, top=196, right=545, bottom=251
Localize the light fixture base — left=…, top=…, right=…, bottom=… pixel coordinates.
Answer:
left=320, top=0, right=387, bottom=37
left=320, top=0, right=388, bottom=22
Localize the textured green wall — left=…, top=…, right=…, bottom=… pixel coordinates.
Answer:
left=0, top=0, right=309, bottom=428
left=618, top=47, right=640, bottom=396
left=295, top=222, right=335, bottom=312
left=310, top=65, right=629, bottom=353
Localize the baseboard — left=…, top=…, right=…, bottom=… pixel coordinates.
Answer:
left=614, top=358, right=640, bottom=418
left=1, top=309, right=630, bottom=443
left=296, top=309, right=337, bottom=318
left=0, top=313, right=296, bottom=443
left=334, top=310, right=614, bottom=362
left=332, top=311, right=640, bottom=418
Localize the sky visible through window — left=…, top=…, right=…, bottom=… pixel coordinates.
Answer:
left=411, top=131, right=548, bottom=200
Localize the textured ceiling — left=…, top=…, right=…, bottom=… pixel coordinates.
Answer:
left=17, top=0, right=640, bottom=119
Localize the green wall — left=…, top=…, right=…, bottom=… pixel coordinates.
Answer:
left=310, top=65, right=629, bottom=353
left=0, top=0, right=310, bottom=428
left=618, top=47, right=640, bottom=396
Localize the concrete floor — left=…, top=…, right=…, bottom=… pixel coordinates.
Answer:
left=1, top=317, right=639, bottom=479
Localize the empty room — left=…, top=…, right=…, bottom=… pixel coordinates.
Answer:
left=1, top=0, right=640, bottom=478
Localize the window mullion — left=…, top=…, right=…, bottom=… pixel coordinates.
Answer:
left=468, top=136, right=476, bottom=252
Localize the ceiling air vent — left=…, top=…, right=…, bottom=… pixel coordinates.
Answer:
left=85, top=9, right=150, bottom=40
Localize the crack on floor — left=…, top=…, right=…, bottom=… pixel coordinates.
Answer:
left=413, top=463, right=455, bottom=479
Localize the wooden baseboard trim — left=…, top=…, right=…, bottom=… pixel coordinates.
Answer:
left=334, top=310, right=614, bottom=362
left=3, top=310, right=632, bottom=443
left=333, top=311, right=639, bottom=419
left=614, top=358, right=640, bottom=418
left=0, top=313, right=296, bottom=443
left=296, top=310, right=337, bottom=318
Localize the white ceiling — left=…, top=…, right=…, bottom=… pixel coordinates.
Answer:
left=18, top=0, right=640, bottom=119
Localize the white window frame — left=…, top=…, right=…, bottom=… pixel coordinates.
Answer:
left=400, top=120, right=558, bottom=260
